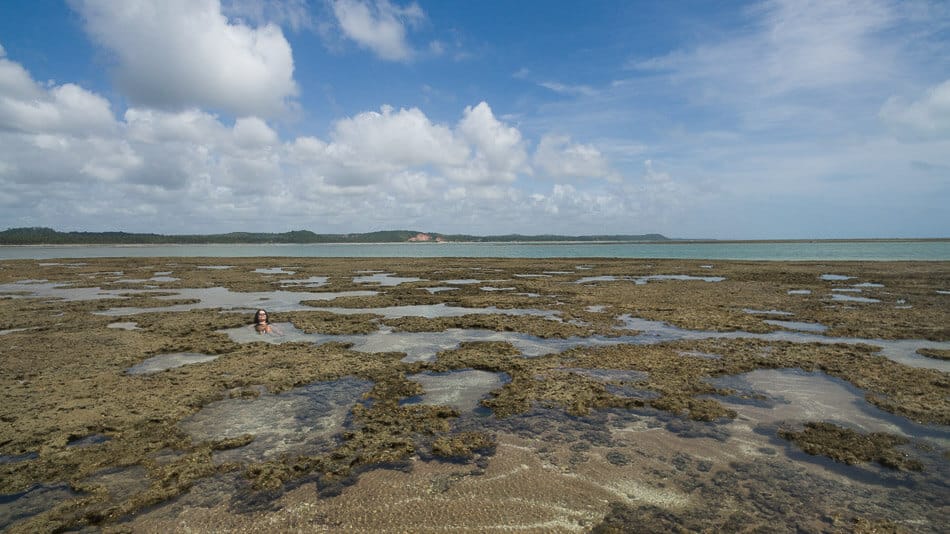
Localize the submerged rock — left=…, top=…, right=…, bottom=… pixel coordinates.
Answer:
left=778, top=422, right=923, bottom=471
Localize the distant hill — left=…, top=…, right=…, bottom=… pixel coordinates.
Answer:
left=0, top=227, right=670, bottom=245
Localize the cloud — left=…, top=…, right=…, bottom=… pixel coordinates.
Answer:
left=330, top=105, right=468, bottom=170
left=516, top=161, right=693, bottom=235
left=456, top=102, right=529, bottom=183
left=634, top=0, right=896, bottom=103
left=880, top=79, right=950, bottom=140
left=331, top=0, right=425, bottom=61
left=232, top=116, right=279, bottom=148
left=533, top=134, right=616, bottom=182
left=749, top=0, right=893, bottom=93
left=289, top=102, right=530, bottom=188
left=0, top=44, right=685, bottom=236
left=125, top=108, right=229, bottom=144
left=73, top=0, right=298, bottom=117
left=538, top=81, right=598, bottom=97
left=0, top=45, right=43, bottom=101
left=0, top=82, right=116, bottom=136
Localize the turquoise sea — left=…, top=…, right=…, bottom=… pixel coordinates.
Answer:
left=0, top=240, right=948, bottom=260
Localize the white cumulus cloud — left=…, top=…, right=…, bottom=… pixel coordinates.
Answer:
left=0, top=43, right=648, bottom=235
left=73, top=0, right=298, bottom=117
left=0, top=45, right=116, bottom=137
left=455, top=102, right=529, bottom=183
left=331, top=0, right=425, bottom=61
left=331, top=105, right=468, bottom=169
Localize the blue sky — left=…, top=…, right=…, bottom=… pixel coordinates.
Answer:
left=0, top=0, right=948, bottom=239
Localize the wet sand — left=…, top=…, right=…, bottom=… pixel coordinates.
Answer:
left=0, top=257, right=948, bottom=532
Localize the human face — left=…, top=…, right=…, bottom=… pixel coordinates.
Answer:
left=256, top=310, right=267, bottom=322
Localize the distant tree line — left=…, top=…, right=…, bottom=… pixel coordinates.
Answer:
left=0, top=227, right=669, bottom=245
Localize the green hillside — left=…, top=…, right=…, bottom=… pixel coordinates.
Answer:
left=0, top=227, right=669, bottom=245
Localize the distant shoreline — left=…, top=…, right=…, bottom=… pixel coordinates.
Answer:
left=1, top=237, right=948, bottom=247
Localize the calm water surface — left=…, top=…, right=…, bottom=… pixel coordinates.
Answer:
left=1, top=240, right=948, bottom=260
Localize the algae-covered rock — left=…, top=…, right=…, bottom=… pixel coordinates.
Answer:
left=431, top=432, right=496, bottom=460
left=778, top=422, right=923, bottom=471
left=916, top=347, right=950, bottom=361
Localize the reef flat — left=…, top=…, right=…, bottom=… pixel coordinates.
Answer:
left=0, top=257, right=947, bottom=532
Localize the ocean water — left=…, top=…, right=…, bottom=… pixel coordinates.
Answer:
left=0, top=240, right=948, bottom=260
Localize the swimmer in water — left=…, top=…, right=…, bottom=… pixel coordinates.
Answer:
left=253, top=309, right=273, bottom=334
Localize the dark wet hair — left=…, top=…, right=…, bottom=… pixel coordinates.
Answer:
left=253, top=309, right=269, bottom=325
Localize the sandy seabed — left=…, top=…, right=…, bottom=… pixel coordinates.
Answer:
left=0, top=257, right=948, bottom=532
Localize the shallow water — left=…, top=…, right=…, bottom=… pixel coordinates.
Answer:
left=830, top=293, right=881, bottom=303
left=5, top=256, right=948, bottom=532
left=0, top=484, right=79, bottom=531
left=313, top=302, right=560, bottom=320
left=279, top=276, right=328, bottom=287
left=615, top=315, right=950, bottom=372
left=6, top=240, right=947, bottom=260
left=222, top=310, right=950, bottom=371
left=67, top=434, right=110, bottom=448
left=560, top=368, right=657, bottom=401
left=404, top=369, right=509, bottom=412
left=763, top=319, right=828, bottom=332
left=424, top=286, right=459, bottom=293
left=0, top=280, right=154, bottom=302
left=464, top=401, right=949, bottom=532
left=179, top=377, right=373, bottom=463
left=220, top=323, right=601, bottom=362
left=0, top=328, right=32, bottom=335
left=254, top=267, right=296, bottom=275
left=575, top=274, right=725, bottom=285
left=107, top=321, right=140, bottom=330
left=96, top=286, right=379, bottom=315
left=744, top=308, right=794, bottom=316
left=707, top=369, right=949, bottom=446
left=81, top=466, right=151, bottom=503
left=821, top=274, right=854, bottom=281
left=126, top=352, right=219, bottom=375
left=353, top=273, right=424, bottom=286
left=114, top=275, right=180, bottom=283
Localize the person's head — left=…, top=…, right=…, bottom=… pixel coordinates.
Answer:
left=254, top=309, right=269, bottom=325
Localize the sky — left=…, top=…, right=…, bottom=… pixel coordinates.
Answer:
left=0, top=0, right=948, bottom=239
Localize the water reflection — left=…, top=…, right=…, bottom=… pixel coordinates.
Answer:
left=0, top=484, right=79, bottom=531
left=127, top=353, right=219, bottom=374
left=179, top=377, right=372, bottom=463
left=313, top=302, right=559, bottom=320
left=219, top=323, right=609, bottom=363
left=404, top=369, right=509, bottom=412
left=353, top=273, right=424, bottom=286
left=223, top=312, right=950, bottom=371
left=707, top=369, right=949, bottom=446
left=575, top=274, right=725, bottom=285
left=615, top=315, right=950, bottom=372
left=830, top=294, right=881, bottom=303
left=0, top=281, right=154, bottom=301
left=255, top=267, right=296, bottom=275
left=280, top=276, right=328, bottom=287
left=763, top=320, right=828, bottom=332
left=96, top=287, right=378, bottom=315
left=107, top=321, right=140, bottom=330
